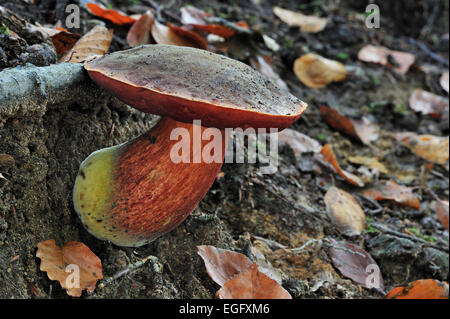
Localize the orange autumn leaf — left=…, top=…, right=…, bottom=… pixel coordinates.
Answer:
left=320, top=144, right=365, bottom=187
left=59, top=25, right=113, bottom=63
left=409, top=89, right=449, bottom=118
left=191, top=23, right=235, bottom=39
left=358, top=45, right=415, bottom=75
left=396, top=132, right=449, bottom=166
left=126, top=11, right=154, bottom=47
left=86, top=3, right=136, bottom=25
left=51, top=30, right=81, bottom=55
left=36, top=240, right=102, bottom=297
left=363, top=179, right=420, bottom=210
left=386, top=279, right=449, bottom=299
left=436, top=200, right=449, bottom=230
left=216, top=263, right=292, bottom=299
left=197, top=245, right=253, bottom=286
left=167, top=23, right=208, bottom=50
left=324, top=187, right=366, bottom=236
left=319, top=106, right=378, bottom=145
left=151, top=20, right=204, bottom=48
left=180, top=5, right=241, bottom=39
left=293, top=53, right=346, bottom=88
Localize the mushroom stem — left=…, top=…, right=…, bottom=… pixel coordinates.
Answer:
left=73, top=117, right=228, bottom=247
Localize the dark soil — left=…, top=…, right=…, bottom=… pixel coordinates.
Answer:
left=0, top=0, right=448, bottom=299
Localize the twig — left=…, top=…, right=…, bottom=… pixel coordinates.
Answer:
left=371, top=223, right=448, bottom=253
left=354, top=193, right=384, bottom=215
left=290, top=239, right=322, bottom=254
left=97, top=255, right=161, bottom=289
left=409, top=37, right=449, bottom=67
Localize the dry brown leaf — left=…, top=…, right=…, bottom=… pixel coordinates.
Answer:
left=59, top=25, right=113, bottom=63
left=363, top=179, right=420, bottom=210
left=126, top=11, right=154, bottom=47
left=180, top=6, right=211, bottom=25
left=320, top=144, right=365, bottom=187
left=180, top=5, right=240, bottom=39
left=396, top=132, right=449, bottom=166
left=435, top=200, right=449, bottom=230
left=348, top=156, right=388, bottom=174
left=328, top=241, right=384, bottom=290
left=86, top=3, right=136, bottom=25
left=273, top=6, right=327, bottom=33
left=216, top=263, right=292, bottom=299
left=36, top=239, right=102, bottom=297
left=277, top=128, right=322, bottom=158
left=27, top=25, right=81, bottom=55
left=440, top=71, right=449, bottom=93
left=250, top=55, right=289, bottom=92
left=51, top=31, right=82, bottom=55
left=151, top=20, right=202, bottom=48
left=294, top=53, right=346, bottom=88
left=197, top=245, right=253, bottom=287
left=358, top=45, right=415, bottom=74
left=167, top=23, right=209, bottom=50
left=386, top=279, right=449, bottom=299
left=324, top=187, right=366, bottom=236
left=320, top=106, right=379, bottom=144
left=409, top=89, right=449, bottom=118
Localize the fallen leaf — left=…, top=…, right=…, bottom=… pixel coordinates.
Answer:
left=435, top=200, right=449, bottom=230
left=409, top=89, right=449, bottom=118
left=273, top=6, right=327, bottom=33
left=216, top=263, right=292, bottom=299
left=250, top=55, right=289, bottom=92
left=180, top=6, right=211, bottom=25
left=386, top=279, right=448, bottom=299
left=86, top=3, right=136, bottom=25
left=277, top=128, right=322, bottom=158
left=440, top=71, right=449, bottom=93
left=324, top=187, right=366, bottom=236
left=294, top=53, right=346, bottom=88
left=320, top=106, right=379, bottom=144
left=59, top=25, right=113, bottom=63
left=126, top=11, right=154, bottom=47
left=396, top=132, right=449, bottom=166
left=151, top=20, right=204, bottom=48
left=197, top=245, right=253, bottom=287
left=36, top=239, right=102, bottom=297
left=51, top=30, right=82, bottom=55
left=27, top=25, right=81, bottom=55
left=363, top=179, right=420, bottom=210
left=358, top=45, right=415, bottom=74
left=320, top=144, right=365, bottom=187
left=191, top=23, right=235, bottom=39
left=167, top=23, right=208, bottom=50
left=348, top=156, right=388, bottom=174
left=180, top=5, right=237, bottom=39
left=328, top=241, right=384, bottom=290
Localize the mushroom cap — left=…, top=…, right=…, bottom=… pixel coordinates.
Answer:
left=84, top=44, right=307, bottom=129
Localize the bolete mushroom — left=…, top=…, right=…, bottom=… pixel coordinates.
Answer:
left=73, top=44, right=307, bottom=247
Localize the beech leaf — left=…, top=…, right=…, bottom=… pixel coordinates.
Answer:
left=36, top=239, right=102, bottom=297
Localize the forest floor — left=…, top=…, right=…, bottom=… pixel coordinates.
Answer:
left=0, top=0, right=448, bottom=299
